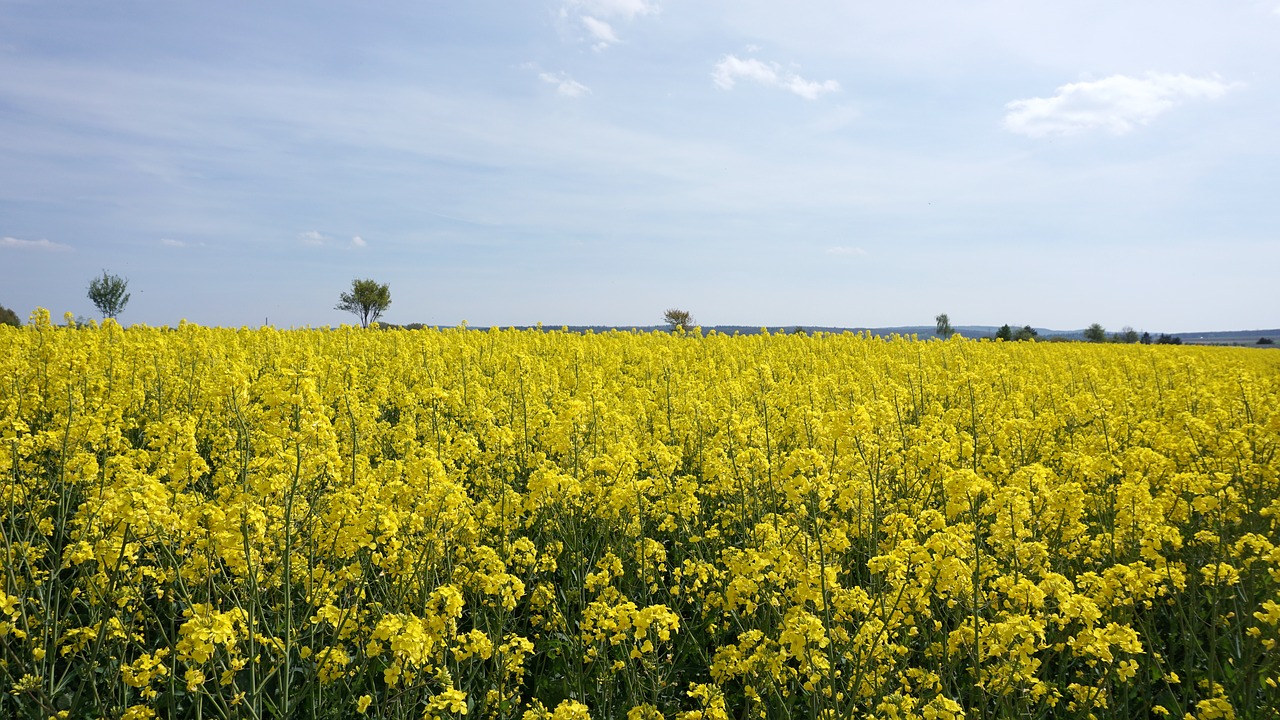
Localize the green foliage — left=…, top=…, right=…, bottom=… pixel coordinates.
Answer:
left=0, top=304, right=19, bottom=327
left=663, top=308, right=694, bottom=332
left=1013, top=324, right=1038, bottom=341
left=934, top=313, right=954, bottom=338
left=1083, top=323, right=1107, bottom=343
left=336, top=278, right=392, bottom=328
left=1112, top=326, right=1140, bottom=344
left=86, top=270, right=130, bottom=319
left=1259, top=337, right=1275, bottom=345
left=996, top=324, right=1037, bottom=342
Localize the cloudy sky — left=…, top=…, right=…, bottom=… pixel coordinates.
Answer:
left=2, top=0, right=1277, bottom=331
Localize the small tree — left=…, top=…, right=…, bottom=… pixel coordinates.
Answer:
left=995, top=324, right=1012, bottom=341
left=1013, top=325, right=1039, bottom=341
left=0, top=304, right=19, bottom=327
left=1083, top=323, right=1107, bottom=343
left=337, top=279, right=392, bottom=328
left=1113, top=326, right=1140, bottom=344
left=663, top=308, right=695, bottom=333
left=87, top=270, right=130, bottom=319
left=1140, top=331, right=1152, bottom=345
left=1258, top=337, right=1274, bottom=345
left=935, top=313, right=954, bottom=338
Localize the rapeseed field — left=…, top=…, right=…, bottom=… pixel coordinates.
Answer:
left=3, top=310, right=1278, bottom=719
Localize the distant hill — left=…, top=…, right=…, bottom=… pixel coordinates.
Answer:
left=395, top=324, right=1278, bottom=345
left=1171, top=330, right=1280, bottom=346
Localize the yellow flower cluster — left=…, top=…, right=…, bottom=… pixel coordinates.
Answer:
left=2, top=312, right=1279, bottom=719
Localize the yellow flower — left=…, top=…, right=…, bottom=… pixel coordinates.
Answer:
left=184, top=669, right=205, bottom=692
left=120, top=706, right=156, bottom=720
left=551, top=700, right=592, bottom=720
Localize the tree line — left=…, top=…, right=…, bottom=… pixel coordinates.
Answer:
left=0, top=281, right=1268, bottom=347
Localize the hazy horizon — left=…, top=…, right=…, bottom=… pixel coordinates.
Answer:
left=8, top=306, right=1277, bottom=340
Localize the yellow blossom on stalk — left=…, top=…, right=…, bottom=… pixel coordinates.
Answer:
left=550, top=700, right=593, bottom=720
left=921, top=696, right=965, bottom=720
left=120, top=706, right=156, bottom=720
left=452, top=629, right=494, bottom=662
left=424, top=688, right=468, bottom=718
left=316, top=644, right=351, bottom=682
left=1199, top=562, right=1241, bottom=587
left=121, top=650, right=170, bottom=689
left=0, top=591, right=18, bottom=616
left=184, top=668, right=205, bottom=692
left=677, top=683, right=730, bottom=720
left=627, top=704, right=663, bottom=720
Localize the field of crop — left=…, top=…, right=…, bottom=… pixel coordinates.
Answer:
left=3, top=310, right=1279, bottom=720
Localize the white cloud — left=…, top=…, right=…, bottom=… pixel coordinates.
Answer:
left=350, top=235, right=367, bottom=248
left=566, top=0, right=657, bottom=20
left=712, top=55, right=840, bottom=100
left=581, top=16, right=619, bottom=50
left=784, top=76, right=842, bottom=101
left=1004, top=73, right=1238, bottom=137
left=299, top=230, right=327, bottom=246
left=539, top=72, right=590, bottom=98
left=561, top=0, right=656, bottom=49
left=713, top=56, right=778, bottom=88
left=160, top=237, right=205, bottom=248
left=1, top=236, right=71, bottom=251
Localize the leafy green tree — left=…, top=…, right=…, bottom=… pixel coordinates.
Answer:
left=1258, top=337, right=1274, bottom=345
left=87, top=270, right=131, bottom=319
left=1013, top=325, right=1038, bottom=341
left=0, top=304, right=19, bottom=327
left=995, top=324, right=1012, bottom=341
left=1141, top=331, right=1152, bottom=345
left=336, top=279, right=392, bottom=328
left=935, top=313, right=954, bottom=338
left=1083, top=323, right=1107, bottom=343
left=1113, top=326, right=1140, bottom=344
left=663, top=308, right=695, bottom=332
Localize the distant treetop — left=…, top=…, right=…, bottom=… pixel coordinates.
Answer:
left=0, top=304, right=20, bottom=327
left=87, top=270, right=130, bottom=319
left=663, top=308, right=695, bottom=332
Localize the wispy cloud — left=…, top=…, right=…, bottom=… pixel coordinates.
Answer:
left=561, top=0, right=657, bottom=49
left=539, top=71, right=590, bottom=98
left=712, top=55, right=840, bottom=100
left=298, top=231, right=367, bottom=249
left=566, top=0, right=658, bottom=21
left=299, top=230, right=327, bottom=246
left=160, top=237, right=205, bottom=248
left=1004, top=73, right=1238, bottom=137
left=581, top=16, right=619, bottom=51
left=1, top=236, right=71, bottom=251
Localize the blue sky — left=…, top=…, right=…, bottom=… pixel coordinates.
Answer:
left=2, top=0, right=1277, bottom=331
